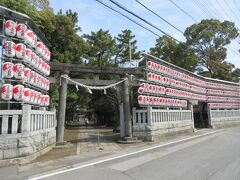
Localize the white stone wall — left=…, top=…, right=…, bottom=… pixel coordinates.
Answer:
left=0, top=128, right=56, bottom=160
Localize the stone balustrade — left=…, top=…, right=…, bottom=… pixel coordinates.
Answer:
left=132, top=107, right=193, bottom=141
left=208, top=109, right=240, bottom=128
left=0, top=105, right=56, bottom=161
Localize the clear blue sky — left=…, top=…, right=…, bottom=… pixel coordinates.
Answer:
left=49, top=0, right=240, bottom=67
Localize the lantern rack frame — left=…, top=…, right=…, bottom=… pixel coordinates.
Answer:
left=0, top=8, right=51, bottom=108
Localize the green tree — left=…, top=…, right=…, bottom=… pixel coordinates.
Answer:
left=231, top=68, right=240, bottom=82
left=150, top=35, right=198, bottom=72
left=115, top=29, right=140, bottom=64
left=58, top=9, right=81, bottom=32
left=0, top=0, right=38, bottom=17
left=184, top=19, right=239, bottom=79
left=83, top=29, right=116, bottom=67
left=50, top=14, right=88, bottom=64
left=0, top=0, right=56, bottom=40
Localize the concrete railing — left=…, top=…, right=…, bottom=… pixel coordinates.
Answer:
left=0, top=105, right=56, bottom=135
left=132, top=107, right=194, bottom=140
left=210, top=109, right=240, bottom=120
left=0, top=105, right=56, bottom=161
left=209, top=109, right=240, bottom=128
left=0, top=110, right=22, bottom=134
left=30, top=110, right=56, bottom=132
left=133, top=107, right=192, bottom=125
left=132, top=108, right=148, bottom=124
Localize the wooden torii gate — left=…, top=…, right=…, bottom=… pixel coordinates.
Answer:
left=50, top=62, right=143, bottom=144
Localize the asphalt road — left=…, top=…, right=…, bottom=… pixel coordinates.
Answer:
left=30, top=128, right=240, bottom=180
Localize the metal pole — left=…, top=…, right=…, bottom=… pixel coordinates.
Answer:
left=57, top=71, right=69, bottom=144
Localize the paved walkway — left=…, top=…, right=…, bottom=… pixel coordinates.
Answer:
left=65, top=127, right=121, bottom=154
left=32, top=126, right=123, bottom=163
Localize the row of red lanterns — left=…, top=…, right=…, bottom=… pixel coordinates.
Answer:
left=2, top=47, right=51, bottom=75
left=2, top=62, right=50, bottom=91
left=147, top=72, right=240, bottom=97
left=138, top=95, right=187, bottom=107
left=139, top=83, right=240, bottom=102
left=4, top=20, right=51, bottom=61
left=206, top=89, right=240, bottom=96
left=1, top=84, right=49, bottom=106
left=139, top=84, right=207, bottom=102
left=138, top=83, right=165, bottom=95
left=207, top=96, right=240, bottom=102
left=208, top=103, right=240, bottom=109
left=206, top=82, right=239, bottom=91
left=147, top=60, right=204, bottom=86
left=147, top=60, right=239, bottom=91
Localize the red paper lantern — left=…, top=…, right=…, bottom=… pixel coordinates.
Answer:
left=3, top=40, right=16, bottom=57
left=16, top=23, right=27, bottom=39
left=2, top=62, right=14, bottom=78
left=13, top=85, right=24, bottom=101
left=13, top=63, right=25, bottom=80
left=16, top=43, right=26, bottom=59
left=5, top=20, right=16, bottom=36
left=1, top=84, right=13, bottom=100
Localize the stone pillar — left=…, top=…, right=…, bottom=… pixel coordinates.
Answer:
left=146, top=106, right=153, bottom=141
left=188, top=102, right=195, bottom=131
left=122, top=76, right=132, bottom=137
left=57, top=71, right=69, bottom=144
left=119, top=103, right=125, bottom=138
left=147, top=106, right=152, bottom=125
left=207, top=104, right=213, bottom=128
left=22, top=104, right=31, bottom=133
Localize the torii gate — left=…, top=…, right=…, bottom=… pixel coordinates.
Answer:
left=50, top=62, right=143, bottom=144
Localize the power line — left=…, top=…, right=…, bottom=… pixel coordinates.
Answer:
left=223, top=0, right=240, bottom=26
left=188, top=0, right=240, bottom=56
left=204, top=0, right=224, bottom=20
left=215, top=0, right=234, bottom=21
left=98, top=0, right=240, bottom=63
left=233, top=0, right=240, bottom=14
left=201, top=0, right=221, bottom=19
left=168, top=0, right=197, bottom=23
left=193, top=0, right=213, bottom=18
left=196, top=0, right=217, bottom=18
left=135, top=0, right=184, bottom=34
left=95, top=0, right=161, bottom=38
left=193, top=1, right=239, bottom=38
left=109, top=0, right=181, bottom=42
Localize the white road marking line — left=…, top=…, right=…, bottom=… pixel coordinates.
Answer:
left=28, top=130, right=222, bottom=180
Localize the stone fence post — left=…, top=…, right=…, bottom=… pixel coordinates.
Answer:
left=21, top=104, right=31, bottom=133
left=207, top=105, right=213, bottom=128
left=188, top=102, right=194, bottom=131
left=147, top=106, right=152, bottom=125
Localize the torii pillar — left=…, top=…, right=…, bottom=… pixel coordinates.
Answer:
left=57, top=70, right=69, bottom=144
left=122, top=75, right=132, bottom=138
